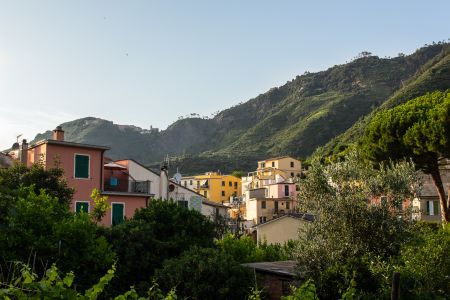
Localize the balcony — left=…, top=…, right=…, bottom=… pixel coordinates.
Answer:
left=104, top=178, right=151, bottom=194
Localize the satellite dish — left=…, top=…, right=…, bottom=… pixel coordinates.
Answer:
left=173, top=172, right=182, bottom=183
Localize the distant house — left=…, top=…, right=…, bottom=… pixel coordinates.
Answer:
left=241, top=156, right=301, bottom=226
left=0, top=152, right=14, bottom=168
left=411, top=170, right=450, bottom=222
left=243, top=261, right=300, bottom=300
left=255, top=214, right=314, bottom=245
left=180, top=172, right=241, bottom=203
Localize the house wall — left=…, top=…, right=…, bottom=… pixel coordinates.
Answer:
left=267, top=183, right=297, bottom=199
left=27, top=143, right=48, bottom=165
left=29, top=143, right=104, bottom=212
left=412, top=198, right=442, bottom=222
left=257, top=217, right=304, bottom=244
left=257, top=157, right=301, bottom=178
left=256, top=273, right=296, bottom=300
left=101, top=194, right=148, bottom=226
left=201, top=203, right=228, bottom=219
left=181, top=173, right=241, bottom=203
left=246, top=198, right=296, bottom=225
left=116, top=160, right=159, bottom=197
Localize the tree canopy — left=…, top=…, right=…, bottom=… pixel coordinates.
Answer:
left=360, top=90, right=450, bottom=221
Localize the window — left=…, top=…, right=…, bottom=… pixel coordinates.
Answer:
left=274, top=201, right=279, bottom=212
left=290, top=161, right=294, bottom=168
left=184, top=181, right=187, bottom=187
left=221, top=191, right=225, bottom=196
left=286, top=201, right=290, bottom=209
left=112, top=203, right=124, bottom=226
left=178, top=200, right=188, bottom=208
left=222, top=181, right=225, bottom=186
left=234, top=182, right=238, bottom=189
left=189, top=180, right=193, bottom=185
left=272, top=162, right=275, bottom=167
left=229, top=181, right=232, bottom=187
left=263, top=216, right=267, bottom=222
left=75, top=201, right=89, bottom=213
left=291, top=172, right=294, bottom=177
left=284, top=185, right=290, bottom=196
left=261, top=201, right=266, bottom=209
left=426, top=200, right=439, bottom=215
left=261, top=162, right=265, bottom=168
left=74, top=154, right=89, bottom=179
left=203, top=191, right=207, bottom=197
left=259, top=217, right=263, bottom=223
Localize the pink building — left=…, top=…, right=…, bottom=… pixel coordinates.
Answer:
left=25, top=126, right=152, bottom=226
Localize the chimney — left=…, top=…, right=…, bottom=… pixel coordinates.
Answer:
left=53, top=126, right=64, bottom=141
left=20, top=139, right=28, bottom=165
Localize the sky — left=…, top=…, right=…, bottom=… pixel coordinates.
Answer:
left=0, top=0, right=449, bottom=150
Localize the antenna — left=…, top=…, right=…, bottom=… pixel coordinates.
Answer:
left=16, top=134, right=22, bottom=143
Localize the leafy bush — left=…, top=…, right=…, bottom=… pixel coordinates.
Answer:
left=399, top=224, right=450, bottom=299
left=102, top=200, right=216, bottom=295
left=154, top=246, right=252, bottom=300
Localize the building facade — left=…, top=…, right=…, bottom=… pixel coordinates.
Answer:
left=180, top=172, right=241, bottom=203
left=241, top=156, right=301, bottom=225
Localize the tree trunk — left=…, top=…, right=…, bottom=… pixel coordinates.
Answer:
left=429, top=165, right=450, bottom=223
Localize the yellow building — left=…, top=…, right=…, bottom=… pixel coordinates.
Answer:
left=257, top=156, right=301, bottom=178
left=181, top=172, right=242, bottom=203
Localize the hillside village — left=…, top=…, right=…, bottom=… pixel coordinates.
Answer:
left=1, top=42, right=449, bottom=298
left=2, top=124, right=447, bottom=235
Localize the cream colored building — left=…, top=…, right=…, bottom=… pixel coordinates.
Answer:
left=256, top=214, right=314, bottom=244
left=241, top=156, right=301, bottom=226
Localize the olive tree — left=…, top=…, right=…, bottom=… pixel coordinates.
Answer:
left=295, top=151, right=420, bottom=279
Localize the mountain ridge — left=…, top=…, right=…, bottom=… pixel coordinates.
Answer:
left=31, top=42, right=450, bottom=174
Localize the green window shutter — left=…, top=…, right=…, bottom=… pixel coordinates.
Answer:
left=76, top=202, right=89, bottom=213
left=433, top=200, right=439, bottom=215
left=75, top=155, right=89, bottom=178
left=112, top=203, right=124, bottom=226
left=425, top=201, right=430, bottom=215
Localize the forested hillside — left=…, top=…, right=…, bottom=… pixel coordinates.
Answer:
left=32, top=43, right=450, bottom=174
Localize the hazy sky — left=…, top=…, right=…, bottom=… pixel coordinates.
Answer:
left=0, top=0, right=449, bottom=149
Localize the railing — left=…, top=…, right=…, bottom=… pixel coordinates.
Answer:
left=104, top=178, right=151, bottom=194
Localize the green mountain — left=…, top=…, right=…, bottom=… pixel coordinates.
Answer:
left=32, top=42, right=450, bottom=174
left=314, top=42, right=450, bottom=160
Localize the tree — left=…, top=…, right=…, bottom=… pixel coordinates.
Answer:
left=0, top=162, right=74, bottom=224
left=154, top=246, right=253, bottom=300
left=360, top=90, right=450, bottom=222
left=103, top=199, right=216, bottom=295
left=295, top=151, right=419, bottom=279
left=0, top=187, right=115, bottom=290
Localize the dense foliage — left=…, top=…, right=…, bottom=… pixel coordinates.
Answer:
left=360, top=90, right=450, bottom=221
left=295, top=152, right=450, bottom=299
left=0, top=162, right=73, bottom=223
left=102, top=200, right=217, bottom=295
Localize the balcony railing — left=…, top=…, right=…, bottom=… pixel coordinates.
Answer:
left=104, top=178, right=151, bottom=194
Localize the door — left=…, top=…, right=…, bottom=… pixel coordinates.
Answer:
left=112, top=203, right=124, bottom=226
